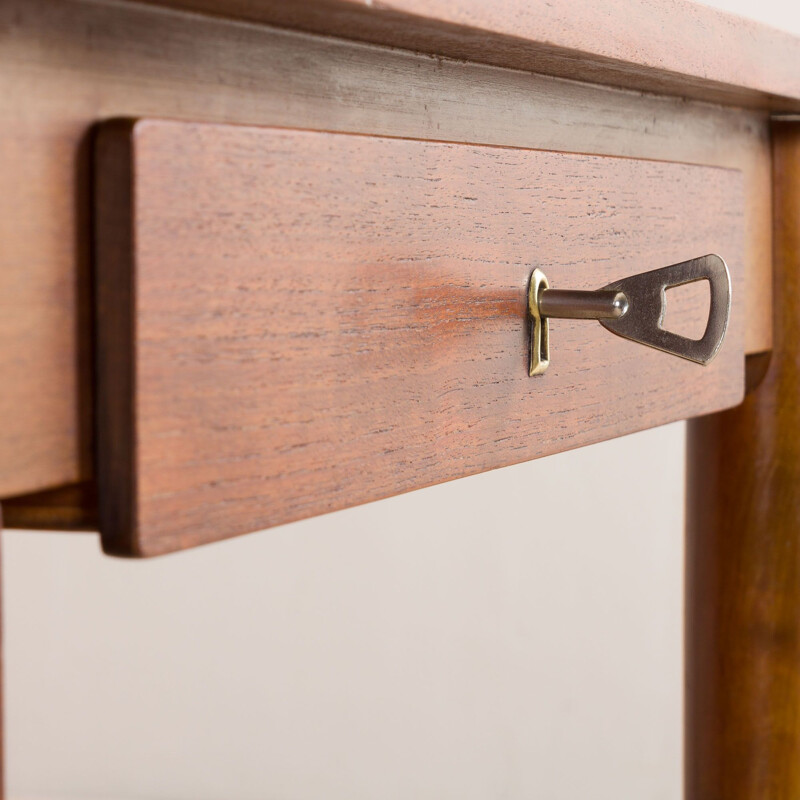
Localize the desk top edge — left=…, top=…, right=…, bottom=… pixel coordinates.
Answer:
left=131, top=0, right=800, bottom=110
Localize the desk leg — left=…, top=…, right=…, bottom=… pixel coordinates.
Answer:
left=686, top=122, right=800, bottom=800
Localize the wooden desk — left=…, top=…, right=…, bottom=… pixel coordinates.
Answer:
left=0, top=1, right=798, bottom=796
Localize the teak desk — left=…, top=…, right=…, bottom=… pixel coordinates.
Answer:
left=1, top=1, right=799, bottom=796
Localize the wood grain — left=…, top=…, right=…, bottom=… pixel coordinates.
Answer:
left=133, top=0, right=800, bottom=110
left=95, top=119, right=745, bottom=556
left=0, top=0, right=773, bottom=503
left=685, top=122, right=800, bottom=800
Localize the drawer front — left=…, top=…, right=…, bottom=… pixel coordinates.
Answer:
left=95, top=119, right=744, bottom=556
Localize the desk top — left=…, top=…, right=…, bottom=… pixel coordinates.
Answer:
left=136, top=0, right=800, bottom=110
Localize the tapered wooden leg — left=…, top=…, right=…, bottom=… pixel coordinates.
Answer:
left=686, top=122, right=800, bottom=800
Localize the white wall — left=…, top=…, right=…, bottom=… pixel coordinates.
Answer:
left=4, top=2, right=797, bottom=798
left=4, top=426, right=686, bottom=800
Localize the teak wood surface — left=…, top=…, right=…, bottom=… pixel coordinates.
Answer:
left=0, top=0, right=772, bottom=508
left=685, top=123, right=800, bottom=800
left=134, top=0, right=800, bottom=109
left=95, top=119, right=745, bottom=556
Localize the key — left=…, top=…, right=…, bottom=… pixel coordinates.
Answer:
left=528, top=254, right=731, bottom=376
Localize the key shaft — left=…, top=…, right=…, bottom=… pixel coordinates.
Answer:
left=538, top=288, right=629, bottom=320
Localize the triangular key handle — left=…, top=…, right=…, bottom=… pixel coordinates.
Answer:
left=599, top=254, right=731, bottom=365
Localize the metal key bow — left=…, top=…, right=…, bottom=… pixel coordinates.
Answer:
left=528, top=254, right=732, bottom=376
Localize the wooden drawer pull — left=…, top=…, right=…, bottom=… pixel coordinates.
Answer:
left=528, top=254, right=731, bottom=375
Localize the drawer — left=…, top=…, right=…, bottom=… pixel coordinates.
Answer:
left=94, top=119, right=744, bottom=556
